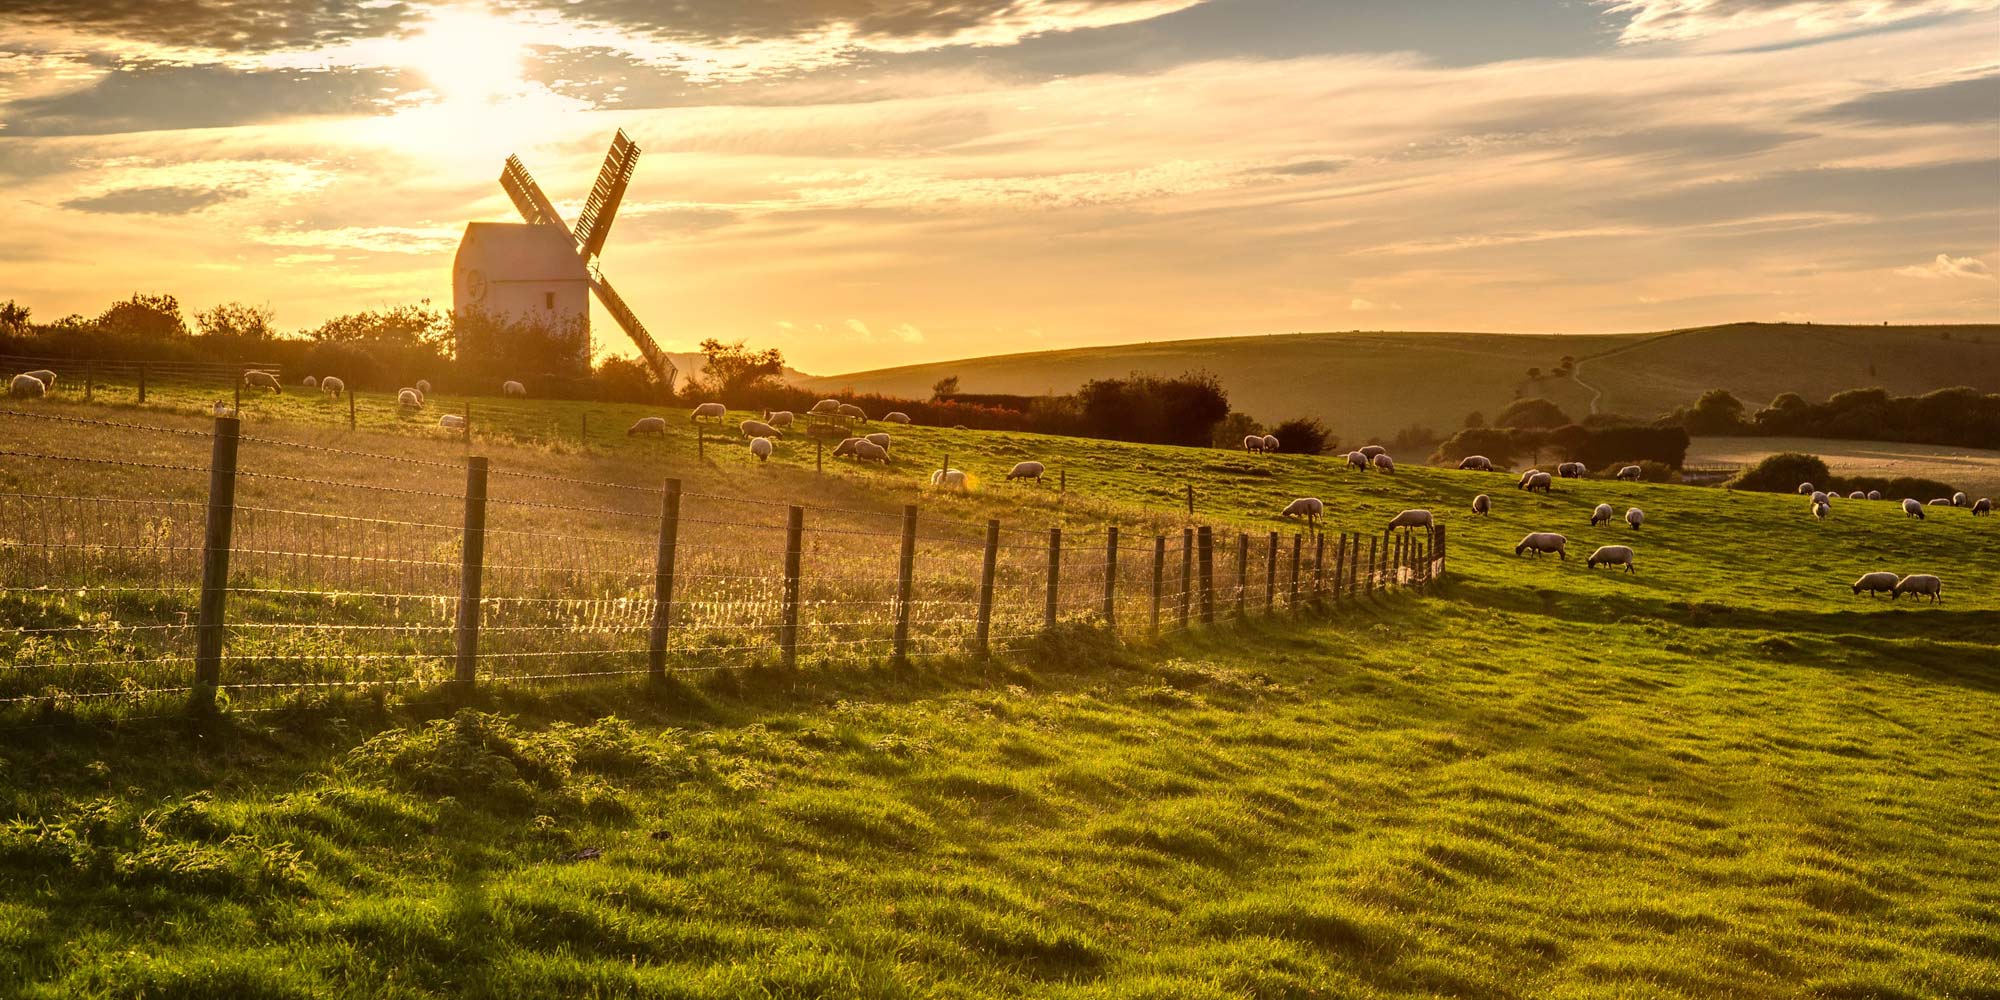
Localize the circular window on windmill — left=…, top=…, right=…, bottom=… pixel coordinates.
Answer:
left=465, top=268, right=489, bottom=302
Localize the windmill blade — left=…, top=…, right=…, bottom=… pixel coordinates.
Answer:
left=589, top=271, right=677, bottom=388
left=500, top=154, right=569, bottom=230
left=573, top=129, right=640, bottom=261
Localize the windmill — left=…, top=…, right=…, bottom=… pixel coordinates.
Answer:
left=453, top=129, right=677, bottom=388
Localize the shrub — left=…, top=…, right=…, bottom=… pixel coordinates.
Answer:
left=1495, top=397, right=1571, bottom=429
left=1727, top=452, right=1831, bottom=493
left=1269, top=417, right=1335, bottom=454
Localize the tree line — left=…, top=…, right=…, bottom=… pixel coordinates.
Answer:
left=1665, top=386, right=1999, bottom=450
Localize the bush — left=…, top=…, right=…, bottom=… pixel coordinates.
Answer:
left=1269, top=417, right=1335, bottom=454
left=1495, top=397, right=1571, bottom=429
left=1211, top=412, right=1265, bottom=449
left=1726, top=453, right=1831, bottom=493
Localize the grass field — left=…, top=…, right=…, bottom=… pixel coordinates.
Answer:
left=1689, top=436, right=2000, bottom=498
left=795, top=323, right=2000, bottom=441
left=2, top=385, right=1998, bottom=998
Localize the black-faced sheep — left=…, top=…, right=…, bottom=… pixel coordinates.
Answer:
left=1625, top=507, right=1643, bottom=530
left=1590, top=503, right=1615, bottom=527
left=1952, top=491, right=1968, bottom=507
left=1471, top=494, right=1491, bottom=515
left=1797, top=482, right=1814, bottom=495
left=1891, top=574, right=1942, bottom=604
left=1973, top=498, right=1993, bottom=515
left=1812, top=501, right=1830, bottom=521
left=1524, top=471, right=1553, bottom=493
left=1903, top=498, right=1925, bottom=519
left=1586, top=545, right=1634, bottom=572
left=1514, top=532, right=1567, bottom=559
left=1851, top=571, right=1898, bottom=597
left=1518, top=469, right=1541, bottom=490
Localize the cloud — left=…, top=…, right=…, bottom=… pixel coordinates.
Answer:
left=1895, top=254, right=1994, bottom=280
left=1596, top=0, right=2000, bottom=43
left=251, top=224, right=462, bottom=255
left=1816, top=73, right=2000, bottom=126
left=0, top=0, right=415, bottom=54
left=1, top=63, right=409, bottom=137
left=60, top=183, right=243, bottom=214
left=890, top=322, right=925, bottom=343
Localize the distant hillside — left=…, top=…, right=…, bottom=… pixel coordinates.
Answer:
left=795, top=323, right=2000, bottom=442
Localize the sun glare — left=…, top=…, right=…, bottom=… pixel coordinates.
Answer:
left=403, top=7, right=531, bottom=106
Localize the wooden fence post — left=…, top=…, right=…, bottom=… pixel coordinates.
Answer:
left=1235, top=531, right=1249, bottom=618
left=647, top=478, right=681, bottom=681
left=1178, top=527, right=1193, bottom=630
left=894, top=504, right=918, bottom=662
left=138, top=363, right=147, bottom=403
left=462, top=399, right=472, bottom=443
left=1314, top=532, right=1325, bottom=610
left=85, top=363, right=93, bottom=402
left=1185, top=482, right=1194, bottom=519
left=816, top=438, right=824, bottom=473
left=1045, top=527, right=1062, bottom=632
left=1103, top=526, right=1118, bottom=629
left=1367, top=535, right=1379, bottom=597
left=1333, top=533, right=1347, bottom=603
left=233, top=374, right=241, bottom=416
left=1196, top=526, right=1214, bottom=625
left=976, top=519, right=999, bottom=657
left=780, top=505, right=803, bottom=668
left=453, top=456, right=489, bottom=690
left=1436, top=524, right=1447, bottom=580
left=1059, top=466, right=1066, bottom=495
left=347, top=388, right=356, bottom=430
left=1289, top=534, right=1302, bottom=610
left=1264, top=531, right=1278, bottom=614
left=192, top=415, right=241, bottom=708
left=1151, top=535, right=1166, bottom=635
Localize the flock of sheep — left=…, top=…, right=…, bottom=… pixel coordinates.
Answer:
left=642, top=400, right=1052, bottom=484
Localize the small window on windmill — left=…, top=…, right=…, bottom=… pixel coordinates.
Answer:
left=544, top=291, right=555, bottom=310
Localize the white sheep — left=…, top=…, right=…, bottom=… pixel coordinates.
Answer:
left=1903, top=498, right=1925, bottom=519
left=849, top=440, right=889, bottom=463
left=1244, top=434, right=1266, bottom=454
left=1812, top=501, right=1830, bottom=521
left=628, top=417, right=667, bottom=436
left=1973, top=498, right=1992, bottom=515
left=416, top=379, right=432, bottom=395
left=750, top=437, right=774, bottom=462
left=1590, top=503, right=1615, bottom=527
left=503, top=380, right=527, bottom=397
left=321, top=376, right=345, bottom=398
left=837, top=403, right=869, bottom=421
left=1953, top=491, right=1968, bottom=507
left=1262, top=434, right=1280, bottom=453
left=1928, top=498, right=1952, bottom=507
left=8, top=373, right=46, bottom=398
left=1471, top=494, right=1491, bottom=515
left=1517, top=469, right=1541, bottom=490
left=810, top=399, right=841, bottom=415
left=1867, top=490, right=1882, bottom=501
left=884, top=411, right=911, bottom=424
left=1616, top=465, right=1641, bottom=481
left=1282, top=497, right=1324, bottom=525
left=1386, top=509, right=1433, bottom=531
left=1586, top=545, right=1635, bottom=573
left=1625, top=507, right=1644, bottom=530
left=243, top=370, right=282, bottom=394
left=1457, top=455, right=1493, bottom=471
left=1372, top=453, right=1395, bottom=474
left=691, top=402, right=726, bottom=421
left=1891, top=574, right=1943, bottom=604
left=864, top=432, right=892, bottom=452
left=1346, top=451, right=1369, bottom=471
left=740, top=419, right=783, bottom=439
left=1524, top=471, right=1553, bottom=493
left=1558, top=462, right=1586, bottom=478
left=1847, top=491, right=1865, bottom=500
left=303, top=375, right=318, bottom=388
left=397, top=388, right=422, bottom=408
left=767, top=410, right=795, bottom=428
left=1797, top=482, right=1815, bottom=495
left=21, top=369, right=56, bottom=388
left=1359, top=445, right=1386, bottom=459
left=1810, top=491, right=1828, bottom=505
left=439, top=413, right=466, bottom=431
left=1007, top=461, right=1046, bottom=482
left=930, top=468, right=968, bottom=490
left=1514, top=532, right=1568, bottom=559
left=1851, top=572, right=1898, bottom=597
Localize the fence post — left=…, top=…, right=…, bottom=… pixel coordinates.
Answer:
left=1265, top=531, right=1278, bottom=614
left=894, top=504, right=918, bottom=662
left=347, top=388, right=356, bottom=430
left=462, top=399, right=472, bottom=443
left=1333, top=533, right=1347, bottom=603
left=1437, top=524, right=1447, bottom=580
left=647, top=478, right=681, bottom=681
left=1103, top=526, right=1118, bottom=629
left=454, top=456, right=489, bottom=690
left=1314, top=532, right=1326, bottom=610
left=976, top=519, right=999, bottom=657
left=780, top=505, right=803, bottom=668
left=1151, top=535, right=1165, bottom=635
left=85, top=363, right=93, bottom=402
left=1178, top=527, right=1193, bottom=630
left=696, top=422, right=705, bottom=461
left=1044, top=527, right=1062, bottom=632
left=138, top=363, right=147, bottom=403
left=1196, top=527, right=1214, bottom=625
left=1367, top=535, right=1379, bottom=597
left=233, top=374, right=241, bottom=416
left=1235, top=531, right=1249, bottom=618
left=192, top=415, right=241, bottom=708
left=1350, top=532, right=1363, bottom=600
left=1289, top=534, right=1302, bottom=610
left=816, top=438, right=823, bottom=473
left=1185, top=482, right=1194, bottom=519
left=1059, top=466, right=1066, bottom=495
left=580, top=412, right=588, bottom=444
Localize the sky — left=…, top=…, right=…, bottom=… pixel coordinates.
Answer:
left=2, top=0, right=1997, bottom=375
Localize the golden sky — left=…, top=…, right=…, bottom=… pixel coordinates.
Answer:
left=2, top=0, right=1997, bottom=374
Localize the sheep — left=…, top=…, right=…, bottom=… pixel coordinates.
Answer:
left=1891, top=574, right=1943, bottom=604
left=864, top=432, right=891, bottom=451
left=320, top=376, right=345, bottom=398
left=1359, top=445, right=1386, bottom=459
left=1524, top=471, right=1553, bottom=493
left=1928, top=498, right=1952, bottom=507
left=1346, top=451, right=1369, bottom=471
left=1517, top=469, right=1541, bottom=490
left=502, top=380, right=527, bottom=397
left=8, top=373, right=46, bottom=397
left=1586, top=545, right=1635, bottom=573
left=767, top=410, right=795, bottom=428
left=1386, top=509, right=1433, bottom=532
left=439, top=413, right=466, bottom=431
left=1372, top=453, right=1395, bottom=474
left=1616, top=465, right=1642, bottom=481
left=416, top=379, right=432, bottom=395
left=1514, top=532, right=1568, bottom=559
left=1007, top=461, right=1046, bottom=482
left=1244, top=434, right=1266, bottom=454
left=1851, top=571, right=1899, bottom=597
left=1590, top=503, right=1615, bottom=527
left=837, top=403, right=868, bottom=421
left=1625, top=507, right=1644, bottom=530
left=690, top=402, right=726, bottom=421
left=21, top=369, right=56, bottom=389
left=750, top=437, right=773, bottom=462
left=1282, top=497, right=1324, bottom=525
left=1558, top=462, right=1587, bottom=478
left=1797, top=482, right=1815, bottom=495
left=1902, top=498, right=1925, bottom=519
left=930, top=468, right=968, bottom=490
left=1457, top=455, right=1493, bottom=471
left=1262, top=434, right=1280, bottom=453
left=397, top=388, right=422, bottom=408
left=849, top=440, right=889, bottom=463
left=1810, top=491, right=1828, bottom=505
left=243, top=370, right=282, bottom=394
left=212, top=400, right=229, bottom=416
left=740, top=419, right=783, bottom=439
left=884, top=412, right=911, bottom=424
left=1847, top=491, right=1865, bottom=500
left=1471, top=494, right=1491, bottom=515
left=1953, top=491, right=1968, bottom=507
left=810, top=399, right=841, bottom=415
left=627, top=417, right=667, bottom=436
left=1866, top=490, right=1882, bottom=501
left=301, top=375, right=318, bottom=388
left=1813, top=501, right=1830, bottom=521
left=1973, top=498, right=1993, bottom=515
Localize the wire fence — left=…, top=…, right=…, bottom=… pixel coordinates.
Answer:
left=0, top=410, right=1444, bottom=720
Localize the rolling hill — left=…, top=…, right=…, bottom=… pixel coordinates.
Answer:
left=795, top=323, right=2000, bottom=443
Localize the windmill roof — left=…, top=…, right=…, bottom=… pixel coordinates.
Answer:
left=459, top=222, right=587, bottom=281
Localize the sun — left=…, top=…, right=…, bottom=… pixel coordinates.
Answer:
left=402, top=7, right=532, bottom=106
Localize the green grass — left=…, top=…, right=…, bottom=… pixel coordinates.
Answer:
left=794, top=322, right=2000, bottom=438
left=2, top=385, right=1997, bottom=997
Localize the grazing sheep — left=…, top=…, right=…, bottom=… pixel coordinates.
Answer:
left=884, top=412, right=911, bottom=424
left=1616, top=465, right=1642, bottom=481
left=740, top=419, right=783, bottom=439
left=8, top=373, right=46, bottom=398
left=397, top=389, right=422, bottom=408
left=302, top=375, right=318, bottom=388
left=1586, top=545, right=1635, bottom=573
left=1590, top=503, right=1615, bottom=527
left=1471, top=494, right=1491, bottom=515
left=1810, top=491, right=1828, bottom=505
left=1346, top=451, right=1369, bottom=471
left=1359, top=445, right=1386, bottom=459
left=1625, top=507, right=1644, bottom=530
left=1282, top=497, right=1324, bottom=525
left=212, top=400, right=229, bottom=416
left=930, top=468, right=968, bottom=490
left=1524, top=471, right=1553, bottom=493
left=1244, top=434, right=1266, bottom=454
left=1813, top=501, right=1830, bottom=521
left=850, top=440, right=889, bottom=463
left=1891, top=574, right=1943, bottom=604
left=750, top=437, right=773, bottom=462
left=1372, top=453, right=1395, bottom=473
left=864, top=432, right=891, bottom=451
left=1262, top=434, right=1280, bottom=453
left=1851, top=571, right=1899, bottom=597
left=1797, top=482, right=1815, bottom=495
left=1518, top=469, right=1541, bottom=490
left=627, top=417, right=667, bottom=436
left=1847, top=491, right=1865, bottom=500
left=1386, top=509, right=1433, bottom=531
left=1558, top=462, right=1587, bottom=478
left=1007, top=461, right=1046, bottom=482
left=21, top=369, right=56, bottom=389
left=320, top=376, right=344, bottom=398
left=837, top=403, right=868, bottom=421
left=767, top=410, right=795, bottom=428
left=1902, top=498, right=1925, bottom=519
left=1514, top=532, right=1568, bottom=559
left=243, top=370, right=282, bottom=394
left=439, top=413, right=466, bottom=431
left=1457, top=455, right=1493, bottom=471
left=502, top=380, right=527, bottom=397
left=1953, top=491, right=1968, bottom=507
left=691, top=402, right=726, bottom=421
left=1928, top=498, right=1952, bottom=507
left=416, top=379, right=432, bottom=395
left=810, top=399, right=841, bottom=415
left=1867, top=490, right=1882, bottom=501
left=1973, top=498, right=1992, bottom=515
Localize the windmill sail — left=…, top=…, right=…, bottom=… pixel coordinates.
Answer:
left=574, top=130, right=639, bottom=260
left=500, top=155, right=568, bottom=230
left=590, top=271, right=676, bottom=391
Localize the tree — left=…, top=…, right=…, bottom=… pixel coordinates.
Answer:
left=0, top=300, right=29, bottom=334
left=1463, top=410, right=1485, bottom=429
left=593, top=355, right=660, bottom=402
left=1526, top=367, right=1542, bottom=380
left=697, top=339, right=785, bottom=396
left=1212, top=411, right=1264, bottom=449
left=310, top=302, right=450, bottom=352
left=931, top=375, right=961, bottom=400
left=1387, top=424, right=1438, bottom=454
left=1270, top=417, right=1335, bottom=455
left=1495, top=397, right=1571, bottom=429
left=195, top=301, right=276, bottom=340
left=96, top=292, right=188, bottom=339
